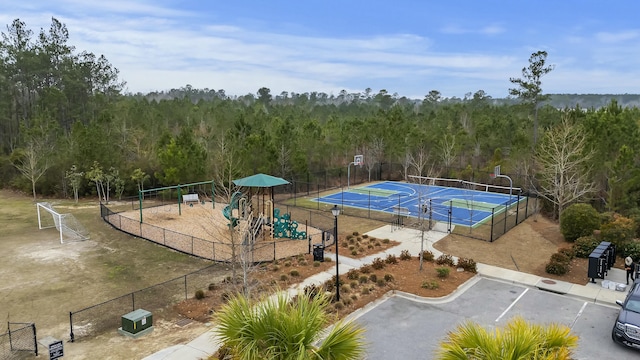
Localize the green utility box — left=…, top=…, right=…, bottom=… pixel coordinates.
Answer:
left=121, top=309, right=152, bottom=334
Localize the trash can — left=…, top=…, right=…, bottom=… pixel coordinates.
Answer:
left=313, top=244, right=325, bottom=262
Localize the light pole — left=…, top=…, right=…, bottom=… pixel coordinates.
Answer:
left=332, top=204, right=341, bottom=302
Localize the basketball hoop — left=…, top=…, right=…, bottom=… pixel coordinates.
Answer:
left=354, top=154, right=364, bottom=167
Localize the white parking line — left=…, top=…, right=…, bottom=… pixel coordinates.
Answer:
left=570, top=302, right=588, bottom=329
left=495, top=288, right=529, bottom=322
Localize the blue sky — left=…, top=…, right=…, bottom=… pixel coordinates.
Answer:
left=3, top=1, right=640, bottom=99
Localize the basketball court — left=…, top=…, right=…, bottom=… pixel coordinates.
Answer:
left=314, top=180, right=523, bottom=228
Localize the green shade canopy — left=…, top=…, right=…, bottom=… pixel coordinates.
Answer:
left=232, top=173, right=290, bottom=188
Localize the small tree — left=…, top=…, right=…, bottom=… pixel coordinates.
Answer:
left=131, top=168, right=149, bottom=193
left=65, top=165, right=84, bottom=203
left=559, top=203, right=600, bottom=242
left=85, top=161, right=105, bottom=202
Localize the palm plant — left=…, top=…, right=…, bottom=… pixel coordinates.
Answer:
left=436, top=316, right=578, bottom=360
left=214, top=291, right=366, bottom=360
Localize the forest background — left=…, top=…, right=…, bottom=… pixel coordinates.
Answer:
left=3, top=18, right=640, bottom=219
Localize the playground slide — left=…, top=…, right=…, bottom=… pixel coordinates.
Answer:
left=223, top=191, right=243, bottom=226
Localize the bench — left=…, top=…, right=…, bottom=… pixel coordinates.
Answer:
left=182, top=194, right=199, bottom=204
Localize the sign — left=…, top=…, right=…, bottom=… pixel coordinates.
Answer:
left=49, top=340, right=64, bottom=360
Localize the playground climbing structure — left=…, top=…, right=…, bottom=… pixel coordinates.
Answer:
left=271, top=208, right=307, bottom=239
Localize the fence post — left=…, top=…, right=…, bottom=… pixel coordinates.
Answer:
left=32, top=323, right=38, bottom=356
left=69, top=312, right=74, bottom=342
left=273, top=242, right=276, bottom=261
left=503, top=202, right=508, bottom=234
left=515, top=193, right=520, bottom=223
left=7, top=322, right=12, bottom=350
left=490, top=209, right=495, bottom=242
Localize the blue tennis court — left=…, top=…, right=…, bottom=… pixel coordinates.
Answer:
left=314, top=181, right=522, bottom=227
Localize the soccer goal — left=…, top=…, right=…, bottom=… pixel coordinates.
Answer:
left=36, top=202, right=90, bottom=244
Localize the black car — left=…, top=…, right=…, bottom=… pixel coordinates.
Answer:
left=613, top=279, right=640, bottom=349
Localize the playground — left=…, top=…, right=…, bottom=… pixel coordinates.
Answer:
left=108, top=178, right=323, bottom=262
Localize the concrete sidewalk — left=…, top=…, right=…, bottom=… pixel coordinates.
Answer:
left=143, top=223, right=629, bottom=360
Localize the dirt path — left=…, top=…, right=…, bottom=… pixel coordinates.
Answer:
left=434, top=215, right=590, bottom=284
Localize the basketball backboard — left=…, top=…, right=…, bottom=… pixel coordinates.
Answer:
left=354, top=155, right=364, bottom=166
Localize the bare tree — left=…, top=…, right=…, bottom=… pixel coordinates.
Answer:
left=277, top=144, right=291, bottom=179
left=362, top=138, right=384, bottom=181
left=211, top=133, right=242, bottom=203
left=438, top=134, right=457, bottom=171
left=406, top=145, right=432, bottom=178
left=10, top=119, right=57, bottom=200
left=535, top=116, right=596, bottom=219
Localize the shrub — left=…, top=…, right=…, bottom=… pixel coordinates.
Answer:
left=574, top=236, right=600, bottom=258
left=367, top=244, right=374, bottom=249
left=341, top=241, right=349, bottom=247
left=558, top=247, right=576, bottom=260
left=348, top=245, right=356, bottom=251
left=369, top=274, right=378, bottom=283
left=421, top=250, right=435, bottom=262
left=350, top=294, right=358, bottom=301
left=385, top=254, right=398, bottom=264
left=384, top=273, right=394, bottom=282
left=436, top=267, right=450, bottom=278
left=436, top=254, right=455, bottom=266
left=334, top=302, right=344, bottom=310
left=399, top=250, right=412, bottom=260
left=382, top=238, right=390, bottom=244
left=284, top=261, right=292, bottom=267
left=279, top=274, right=289, bottom=282
left=313, top=261, right=321, bottom=267
left=342, top=297, right=353, bottom=306
left=421, top=280, right=439, bottom=290
left=359, top=275, right=369, bottom=284
left=303, top=284, right=321, bottom=298
left=550, top=252, right=570, bottom=265
left=361, top=287, right=370, bottom=295
left=208, top=283, right=219, bottom=291
left=341, top=284, right=351, bottom=294
left=346, top=269, right=361, bottom=280
left=456, top=258, right=477, bottom=273
left=356, top=236, right=362, bottom=242
left=351, top=249, right=358, bottom=256
left=221, top=291, right=232, bottom=303
left=374, top=241, right=382, bottom=247
left=194, top=289, right=205, bottom=300
left=350, top=280, right=358, bottom=288
left=545, top=261, right=569, bottom=275
left=560, top=203, right=600, bottom=242
left=298, top=260, right=308, bottom=266
left=272, top=265, right=280, bottom=272
left=217, top=343, right=233, bottom=360
left=376, top=279, right=386, bottom=287
left=290, top=269, right=300, bottom=277
left=359, top=265, right=372, bottom=274
left=600, top=214, right=636, bottom=248
left=324, top=257, right=332, bottom=262
left=363, top=234, right=369, bottom=239
left=371, top=257, right=386, bottom=270
left=618, top=240, right=640, bottom=262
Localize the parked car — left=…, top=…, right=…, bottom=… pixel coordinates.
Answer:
left=612, top=279, right=640, bottom=349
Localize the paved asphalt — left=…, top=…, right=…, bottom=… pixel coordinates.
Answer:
left=143, top=224, right=639, bottom=360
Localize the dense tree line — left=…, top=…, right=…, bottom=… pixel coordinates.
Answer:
left=3, top=19, right=640, bottom=218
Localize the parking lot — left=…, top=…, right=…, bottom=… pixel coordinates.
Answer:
left=356, top=277, right=639, bottom=359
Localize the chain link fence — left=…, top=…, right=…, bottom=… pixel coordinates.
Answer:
left=0, top=322, right=37, bottom=359
left=69, top=264, right=226, bottom=342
